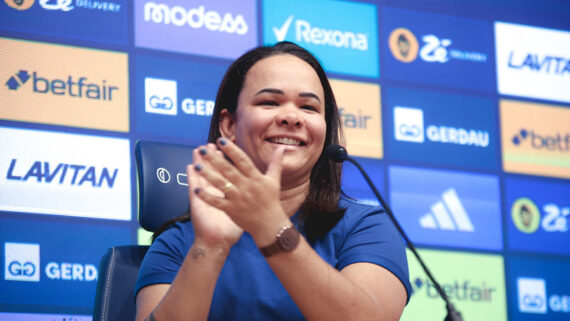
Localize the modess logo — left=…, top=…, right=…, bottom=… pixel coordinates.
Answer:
left=389, top=166, right=502, bottom=250
left=145, top=77, right=214, bottom=117
left=394, top=106, right=489, bottom=148
left=135, top=0, right=257, bottom=59
left=501, top=99, right=570, bottom=179
left=382, top=7, right=494, bottom=92
left=496, top=22, right=570, bottom=103
left=0, top=127, right=131, bottom=220
left=518, top=277, right=570, bottom=314
left=263, top=0, right=378, bottom=78
left=0, top=38, right=129, bottom=132
left=4, top=242, right=97, bottom=283
left=387, top=87, right=498, bottom=171
left=400, top=249, right=507, bottom=321
left=143, top=2, right=247, bottom=35
left=330, top=79, right=382, bottom=159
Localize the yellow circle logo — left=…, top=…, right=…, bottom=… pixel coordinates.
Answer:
left=388, top=28, right=419, bottom=63
left=511, top=197, right=541, bottom=234
left=5, top=0, right=35, bottom=10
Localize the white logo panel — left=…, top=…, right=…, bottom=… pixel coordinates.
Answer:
left=518, top=277, right=548, bottom=314
left=145, top=77, right=178, bottom=115
left=0, top=127, right=131, bottom=220
left=394, top=106, right=424, bottom=143
left=495, top=22, right=570, bottom=103
left=4, top=243, right=40, bottom=282
left=419, top=188, right=475, bottom=232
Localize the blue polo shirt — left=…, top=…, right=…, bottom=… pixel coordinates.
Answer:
left=135, top=197, right=412, bottom=320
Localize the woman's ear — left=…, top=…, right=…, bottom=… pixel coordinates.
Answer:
left=219, top=109, right=236, bottom=142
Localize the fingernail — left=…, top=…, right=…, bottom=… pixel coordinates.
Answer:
left=194, top=188, right=200, bottom=194
left=219, top=138, right=227, bottom=146
left=199, top=148, right=207, bottom=155
left=195, top=164, right=202, bottom=171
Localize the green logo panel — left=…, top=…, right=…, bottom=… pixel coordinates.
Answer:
left=401, top=249, right=507, bottom=321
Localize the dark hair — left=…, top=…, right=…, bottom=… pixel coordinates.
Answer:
left=154, top=41, right=345, bottom=243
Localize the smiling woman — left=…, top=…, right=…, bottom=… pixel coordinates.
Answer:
left=134, top=42, right=412, bottom=321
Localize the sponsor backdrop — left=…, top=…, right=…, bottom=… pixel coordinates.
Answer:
left=1, top=0, right=569, bottom=320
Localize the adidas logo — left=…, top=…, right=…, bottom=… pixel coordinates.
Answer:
left=419, top=188, right=475, bottom=232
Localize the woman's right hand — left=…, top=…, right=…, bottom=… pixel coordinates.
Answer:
left=187, top=143, right=243, bottom=250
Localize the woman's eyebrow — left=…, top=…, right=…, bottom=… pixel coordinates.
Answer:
left=255, top=88, right=322, bottom=103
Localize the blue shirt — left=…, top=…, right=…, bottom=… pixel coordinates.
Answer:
left=135, top=197, right=412, bottom=320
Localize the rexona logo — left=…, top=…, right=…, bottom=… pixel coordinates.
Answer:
left=0, top=38, right=128, bottom=132
left=263, top=0, right=379, bottom=78
left=145, top=77, right=214, bottom=117
left=496, top=22, right=570, bottom=103
left=330, top=79, right=382, bottom=159
left=273, top=15, right=367, bottom=51
left=4, top=242, right=97, bottom=282
left=143, top=2, right=247, bottom=34
left=135, top=0, right=257, bottom=59
left=518, top=277, right=570, bottom=314
left=394, top=106, right=489, bottom=148
left=0, top=127, right=131, bottom=220
left=400, top=249, right=507, bottom=321
left=501, top=99, right=570, bottom=179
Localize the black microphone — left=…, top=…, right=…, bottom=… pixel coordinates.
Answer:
left=326, top=144, right=463, bottom=321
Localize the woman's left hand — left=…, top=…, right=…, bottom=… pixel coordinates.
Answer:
left=192, top=138, right=290, bottom=241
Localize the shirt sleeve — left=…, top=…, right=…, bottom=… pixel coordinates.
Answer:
left=336, top=201, right=412, bottom=302
left=134, top=222, right=193, bottom=299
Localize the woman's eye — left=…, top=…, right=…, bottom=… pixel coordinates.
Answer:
left=259, top=100, right=278, bottom=106
left=301, top=105, right=317, bottom=111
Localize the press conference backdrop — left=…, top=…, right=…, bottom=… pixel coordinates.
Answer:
left=0, top=0, right=569, bottom=320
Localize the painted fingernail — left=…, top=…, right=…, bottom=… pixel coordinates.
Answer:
left=199, top=148, right=207, bottom=155
left=195, top=164, right=203, bottom=171
left=219, top=138, right=227, bottom=146
left=194, top=188, right=200, bottom=194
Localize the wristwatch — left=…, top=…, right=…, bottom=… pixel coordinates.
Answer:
left=259, top=225, right=300, bottom=257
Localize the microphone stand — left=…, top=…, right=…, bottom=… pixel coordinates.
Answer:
left=337, top=149, right=463, bottom=321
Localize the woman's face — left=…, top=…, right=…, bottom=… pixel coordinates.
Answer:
left=221, top=54, right=327, bottom=183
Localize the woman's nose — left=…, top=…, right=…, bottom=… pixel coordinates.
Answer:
left=275, top=105, right=303, bottom=128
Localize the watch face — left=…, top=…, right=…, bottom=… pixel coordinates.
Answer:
left=279, top=227, right=300, bottom=252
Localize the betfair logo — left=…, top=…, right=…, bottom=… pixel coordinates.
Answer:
left=512, top=128, right=570, bottom=152
left=413, top=277, right=495, bottom=302
left=419, top=188, right=475, bottom=232
left=6, top=69, right=119, bottom=101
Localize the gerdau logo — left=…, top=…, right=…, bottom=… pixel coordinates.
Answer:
left=273, top=15, right=368, bottom=51
left=144, top=2, right=248, bottom=35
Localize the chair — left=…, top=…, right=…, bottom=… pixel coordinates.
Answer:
left=92, top=140, right=195, bottom=321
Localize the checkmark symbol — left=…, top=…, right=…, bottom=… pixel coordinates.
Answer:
left=273, top=15, right=294, bottom=41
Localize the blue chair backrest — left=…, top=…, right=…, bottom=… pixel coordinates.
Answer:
left=135, top=140, right=196, bottom=231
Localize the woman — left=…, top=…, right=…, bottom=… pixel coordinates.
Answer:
left=135, top=42, right=411, bottom=321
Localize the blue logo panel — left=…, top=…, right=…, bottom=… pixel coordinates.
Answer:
left=0, top=1, right=127, bottom=45
left=1, top=217, right=131, bottom=313
left=263, top=0, right=379, bottom=78
left=135, top=55, right=229, bottom=144
left=381, top=7, right=494, bottom=91
left=385, top=86, right=498, bottom=171
left=389, top=166, right=502, bottom=250
left=508, top=256, right=570, bottom=320
left=505, top=176, right=570, bottom=256
left=342, top=157, right=385, bottom=206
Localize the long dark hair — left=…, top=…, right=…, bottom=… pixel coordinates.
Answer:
left=154, top=41, right=345, bottom=243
